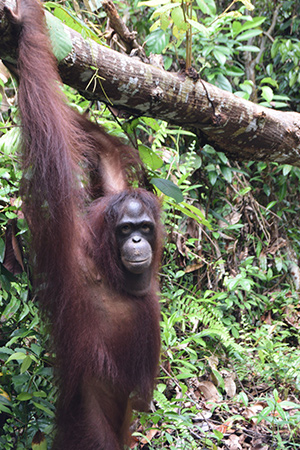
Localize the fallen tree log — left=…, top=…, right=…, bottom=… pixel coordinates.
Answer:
left=0, top=0, right=300, bottom=165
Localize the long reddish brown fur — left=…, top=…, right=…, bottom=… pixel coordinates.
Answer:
left=11, top=0, right=163, bottom=448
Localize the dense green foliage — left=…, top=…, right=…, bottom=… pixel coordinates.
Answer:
left=1, top=1, right=300, bottom=449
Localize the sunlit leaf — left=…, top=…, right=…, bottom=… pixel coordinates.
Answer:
left=261, top=85, right=273, bottom=102
left=138, top=0, right=170, bottom=6
left=239, top=0, right=254, bottom=10
left=236, top=45, right=260, bottom=52
left=146, top=29, right=170, bottom=54
left=45, top=3, right=101, bottom=42
left=213, top=49, right=227, bottom=65
left=196, top=0, right=216, bottom=16
left=152, top=2, right=181, bottom=17
left=138, top=145, right=164, bottom=170
left=236, top=28, right=262, bottom=41
left=186, top=18, right=209, bottom=36
left=171, top=6, right=185, bottom=29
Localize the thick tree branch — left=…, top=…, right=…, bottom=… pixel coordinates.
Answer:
left=1, top=0, right=300, bottom=165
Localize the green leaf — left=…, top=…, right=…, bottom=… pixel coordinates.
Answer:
left=260, top=77, right=278, bottom=87
left=266, top=200, right=277, bottom=210
left=239, top=80, right=253, bottom=95
left=21, top=355, right=33, bottom=373
left=271, top=40, right=280, bottom=59
left=238, top=391, right=249, bottom=407
left=213, top=49, right=227, bottom=66
left=282, top=165, right=292, bottom=176
left=33, top=391, right=47, bottom=398
left=220, top=165, right=232, bottom=183
left=208, top=170, right=217, bottom=185
left=151, top=178, right=183, bottom=202
left=7, top=351, right=27, bottom=362
left=261, top=85, right=273, bottom=102
left=272, top=94, right=290, bottom=101
left=0, top=127, right=21, bottom=155
left=181, top=202, right=212, bottom=228
left=196, top=0, right=216, bottom=16
left=238, top=186, right=252, bottom=196
left=171, top=6, right=185, bottom=29
left=19, top=303, right=30, bottom=321
left=145, top=29, right=170, bottom=54
left=239, top=279, right=252, bottom=291
left=45, top=3, right=101, bottom=42
left=138, top=145, right=163, bottom=170
left=0, top=296, right=21, bottom=321
left=152, top=2, right=181, bottom=17
left=236, top=45, right=260, bottom=52
left=180, top=153, right=202, bottom=170
left=239, top=0, right=254, bottom=10
left=138, top=0, right=170, bottom=6
left=217, top=152, right=228, bottom=164
left=231, top=326, right=239, bottom=338
left=170, top=202, right=207, bottom=225
left=216, top=74, right=232, bottom=92
left=186, top=18, right=209, bottom=37
left=213, top=429, right=224, bottom=440
left=211, top=368, right=224, bottom=389
left=33, top=401, right=55, bottom=417
left=0, top=347, right=13, bottom=356
left=17, top=392, right=33, bottom=401
left=236, top=16, right=266, bottom=34
left=161, top=12, right=170, bottom=31
left=6, top=211, right=17, bottom=219
left=224, top=65, right=244, bottom=76
left=275, top=257, right=283, bottom=272
left=236, top=29, right=262, bottom=41
left=0, top=404, right=11, bottom=414
left=280, top=401, right=300, bottom=409
left=45, top=11, right=72, bottom=61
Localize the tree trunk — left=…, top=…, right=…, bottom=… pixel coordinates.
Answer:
left=1, top=0, right=300, bottom=165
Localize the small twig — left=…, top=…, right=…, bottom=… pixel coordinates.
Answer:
left=102, top=0, right=145, bottom=56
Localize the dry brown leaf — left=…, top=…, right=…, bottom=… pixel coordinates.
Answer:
left=185, top=263, right=203, bottom=273
left=216, top=419, right=234, bottom=434
left=252, top=440, right=268, bottom=450
left=208, top=355, right=219, bottom=369
left=219, top=211, right=242, bottom=228
left=224, top=374, right=237, bottom=398
left=193, top=409, right=212, bottom=422
left=243, top=402, right=264, bottom=424
left=223, top=433, right=243, bottom=449
left=197, top=381, right=221, bottom=402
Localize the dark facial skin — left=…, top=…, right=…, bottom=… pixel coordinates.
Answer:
left=116, top=199, right=155, bottom=274
left=116, top=199, right=156, bottom=294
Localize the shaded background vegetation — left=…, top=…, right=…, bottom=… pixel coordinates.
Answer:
left=1, top=0, right=300, bottom=448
